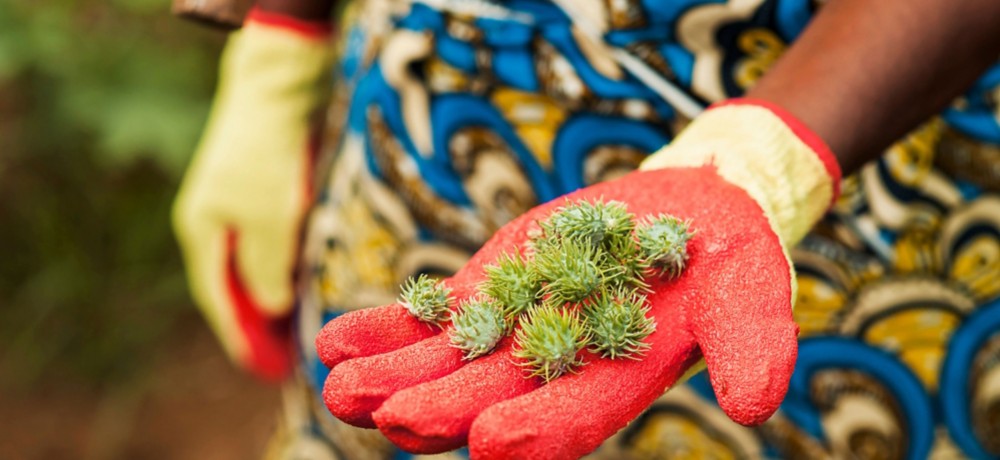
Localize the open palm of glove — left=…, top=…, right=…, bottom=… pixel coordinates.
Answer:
left=315, top=101, right=840, bottom=459
left=317, top=167, right=792, bottom=458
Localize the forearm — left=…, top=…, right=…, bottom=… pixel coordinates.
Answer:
left=173, top=0, right=334, bottom=28
left=748, top=0, right=1000, bottom=173
left=256, top=0, right=335, bottom=22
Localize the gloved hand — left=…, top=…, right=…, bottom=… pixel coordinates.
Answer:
left=315, top=99, right=841, bottom=458
left=173, top=8, right=332, bottom=381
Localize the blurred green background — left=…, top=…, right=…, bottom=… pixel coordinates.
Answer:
left=0, top=0, right=279, bottom=458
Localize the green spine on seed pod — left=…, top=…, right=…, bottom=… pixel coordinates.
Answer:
left=600, top=235, right=651, bottom=292
left=583, top=287, right=657, bottom=359
left=393, top=202, right=691, bottom=381
left=636, top=214, right=693, bottom=279
left=541, top=199, right=636, bottom=250
left=513, top=303, right=589, bottom=382
left=534, top=237, right=611, bottom=306
left=449, top=297, right=508, bottom=360
left=480, top=252, right=542, bottom=321
left=399, top=274, right=452, bottom=327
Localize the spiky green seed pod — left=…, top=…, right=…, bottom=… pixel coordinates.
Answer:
left=534, top=237, right=612, bottom=305
left=449, top=297, right=508, bottom=360
left=583, top=288, right=656, bottom=359
left=636, top=214, right=693, bottom=278
left=399, top=274, right=452, bottom=327
left=541, top=200, right=636, bottom=250
left=481, top=252, right=542, bottom=320
left=600, top=236, right=651, bottom=292
left=513, top=304, right=589, bottom=382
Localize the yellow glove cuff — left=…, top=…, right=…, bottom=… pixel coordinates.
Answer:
left=641, top=100, right=841, bottom=247
left=214, top=15, right=334, bottom=130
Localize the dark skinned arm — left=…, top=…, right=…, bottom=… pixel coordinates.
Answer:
left=256, top=0, right=335, bottom=22
left=173, top=0, right=334, bottom=29
left=234, top=0, right=1000, bottom=174
left=748, top=0, right=1000, bottom=174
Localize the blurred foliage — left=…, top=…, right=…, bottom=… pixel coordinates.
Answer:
left=0, top=0, right=227, bottom=389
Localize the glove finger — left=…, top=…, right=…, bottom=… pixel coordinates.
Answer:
left=174, top=221, right=254, bottom=365
left=234, top=214, right=301, bottom=316
left=698, top=308, right=797, bottom=426
left=224, top=230, right=294, bottom=380
left=690, top=217, right=798, bottom=426
left=173, top=204, right=293, bottom=379
left=468, top=312, right=699, bottom=460
left=314, top=272, right=484, bottom=368
left=323, top=333, right=466, bottom=428
left=372, top=337, right=540, bottom=454
left=315, top=304, right=438, bottom=369
left=691, top=266, right=798, bottom=426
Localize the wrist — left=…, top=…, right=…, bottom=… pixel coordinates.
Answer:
left=717, top=98, right=842, bottom=200
left=255, top=0, right=334, bottom=21
left=641, top=99, right=842, bottom=246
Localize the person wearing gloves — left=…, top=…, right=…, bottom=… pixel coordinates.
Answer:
left=174, top=0, right=1000, bottom=458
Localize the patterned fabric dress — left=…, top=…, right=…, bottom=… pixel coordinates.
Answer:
left=266, top=1, right=1000, bottom=458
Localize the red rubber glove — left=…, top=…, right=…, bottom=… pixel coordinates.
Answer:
left=315, top=100, right=841, bottom=458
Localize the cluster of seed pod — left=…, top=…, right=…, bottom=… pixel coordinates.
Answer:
left=399, top=200, right=693, bottom=382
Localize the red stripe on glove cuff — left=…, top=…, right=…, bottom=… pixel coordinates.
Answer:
left=245, top=7, right=332, bottom=39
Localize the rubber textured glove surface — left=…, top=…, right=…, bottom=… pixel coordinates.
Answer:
left=316, top=100, right=840, bottom=458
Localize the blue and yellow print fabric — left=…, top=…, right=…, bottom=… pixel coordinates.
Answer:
left=275, top=1, right=1000, bottom=459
